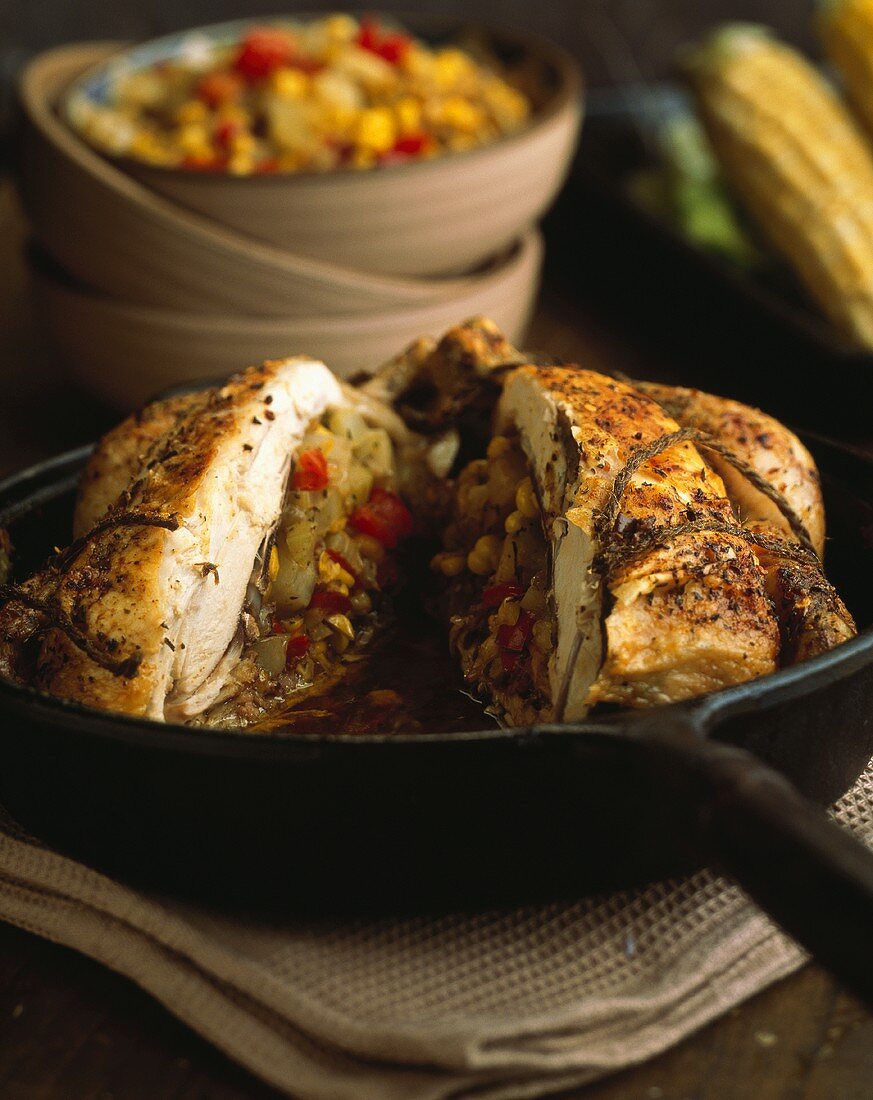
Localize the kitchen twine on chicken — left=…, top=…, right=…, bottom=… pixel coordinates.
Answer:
left=0, top=759, right=871, bottom=1099
left=554, top=426, right=823, bottom=722
left=0, top=509, right=181, bottom=676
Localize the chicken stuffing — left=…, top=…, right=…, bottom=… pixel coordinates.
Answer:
left=0, top=357, right=451, bottom=725
left=427, top=321, right=855, bottom=725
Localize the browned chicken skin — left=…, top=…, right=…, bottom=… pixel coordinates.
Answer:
left=636, top=383, right=856, bottom=663
left=73, top=392, right=201, bottom=538
left=500, top=366, right=780, bottom=717
left=0, top=319, right=856, bottom=728
left=1, top=357, right=346, bottom=719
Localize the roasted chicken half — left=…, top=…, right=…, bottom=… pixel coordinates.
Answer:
left=0, top=357, right=452, bottom=724
left=427, top=325, right=855, bottom=725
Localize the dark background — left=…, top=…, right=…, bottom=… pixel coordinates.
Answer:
left=0, top=1, right=818, bottom=92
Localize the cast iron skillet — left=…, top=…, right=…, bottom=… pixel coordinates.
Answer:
left=1, top=435, right=873, bottom=1004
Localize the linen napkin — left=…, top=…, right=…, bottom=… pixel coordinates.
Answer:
left=0, top=760, right=870, bottom=1100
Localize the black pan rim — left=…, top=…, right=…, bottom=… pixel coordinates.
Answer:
left=1, top=441, right=872, bottom=755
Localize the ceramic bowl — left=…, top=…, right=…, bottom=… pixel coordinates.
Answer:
left=19, top=43, right=497, bottom=317
left=32, top=229, right=542, bottom=408
left=61, top=18, right=582, bottom=276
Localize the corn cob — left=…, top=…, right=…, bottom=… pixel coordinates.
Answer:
left=821, top=0, right=873, bottom=139
left=684, top=23, right=873, bottom=348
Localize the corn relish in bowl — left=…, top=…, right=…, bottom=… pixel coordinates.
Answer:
left=65, top=14, right=532, bottom=176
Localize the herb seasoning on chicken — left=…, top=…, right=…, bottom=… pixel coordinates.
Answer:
left=0, top=317, right=856, bottom=731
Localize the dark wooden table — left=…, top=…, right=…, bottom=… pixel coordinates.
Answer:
left=1, top=170, right=872, bottom=1099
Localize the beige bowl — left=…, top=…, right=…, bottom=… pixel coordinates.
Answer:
left=19, top=43, right=496, bottom=317
left=33, top=229, right=542, bottom=408
left=62, top=21, right=582, bottom=276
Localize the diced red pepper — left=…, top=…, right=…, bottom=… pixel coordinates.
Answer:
left=234, top=27, right=295, bottom=80
left=350, top=488, right=413, bottom=549
left=326, top=548, right=357, bottom=579
left=292, top=448, right=329, bottom=491
left=214, top=119, right=240, bottom=150
left=356, top=18, right=380, bottom=52
left=356, top=18, right=410, bottom=64
left=271, top=615, right=288, bottom=634
left=196, top=70, right=245, bottom=107
left=254, top=156, right=280, bottom=174
left=497, top=610, right=534, bottom=653
left=391, top=132, right=431, bottom=157
left=482, top=582, right=523, bottom=609
left=309, top=589, right=351, bottom=614
left=376, top=33, right=411, bottom=64
left=286, top=634, right=311, bottom=661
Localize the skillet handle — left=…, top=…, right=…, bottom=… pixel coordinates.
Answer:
left=647, top=727, right=873, bottom=1007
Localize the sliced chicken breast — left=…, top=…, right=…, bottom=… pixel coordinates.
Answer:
left=435, top=365, right=780, bottom=724
left=73, top=392, right=202, bottom=538
left=636, top=382, right=856, bottom=662
left=502, top=367, right=780, bottom=715
left=635, top=382, right=825, bottom=554
left=4, top=358, right=345, bottom=720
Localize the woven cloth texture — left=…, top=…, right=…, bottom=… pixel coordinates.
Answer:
left=0, top=760, right=870, bottom=1100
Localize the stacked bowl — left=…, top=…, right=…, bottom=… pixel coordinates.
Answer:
left=17, top=18, right=582, bottom=408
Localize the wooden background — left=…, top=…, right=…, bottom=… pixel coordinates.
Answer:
left=1, top=1, right=872, bottom=1097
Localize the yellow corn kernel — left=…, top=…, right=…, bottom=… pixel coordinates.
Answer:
left=504, top=510, right=525, bottom=535
left=433, top=49, right=473, bottom=87
left=355, top=533, right=385, bottom=561
left=355, top=107, right=396, bottom=153
left=176, top=123, right=211, bottom=157
left=321, top=103, right=358, bottom=133
left=440, top=96, right=483, bottom=133
left=532, top=620, right=553, bottom=651
left=175, top=99, right=209, bottom=125
left=431, top=551, right=466, bottom=576
left=271, top=67, right=310, bottom=99
left=327, top=613, right=355, bottom=640
left=318, top=550, right=340, bottom=585
left=515, top=477, right=539, bottom=519
left=394, top=95, right=422, bottom=135
left=227, top=153, right=255, bottom=175
left=325, top=14, right=359, bottom=42
left=402, top=44, right=434, bottom=78
left=268, top=545, right=280, bottom=581
left=230, top=130, right=256, bottom=156
left=349, top=589, right=373, bottom=614
left=486, top=435, right=511, bottom=459
left=467, top=534, right=502, bottom=576
left=129, top=131, right=171, bottom=163
left=483, top=80, right=530, bottom=125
